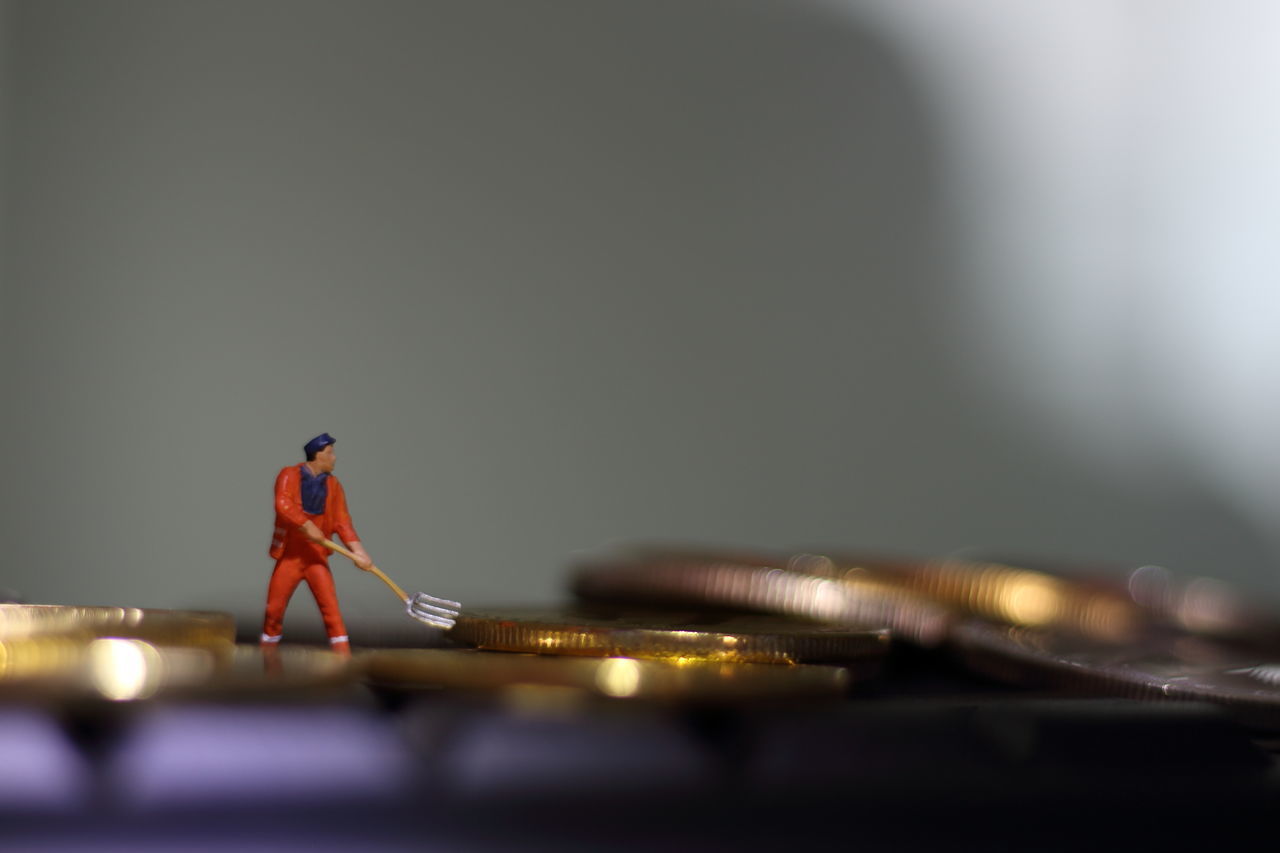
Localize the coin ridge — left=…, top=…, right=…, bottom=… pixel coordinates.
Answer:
left=450, top=609, right=889, bottom=664
left=571, top=557, right=950, bottom=646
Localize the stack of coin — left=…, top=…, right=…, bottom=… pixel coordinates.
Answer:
left=559, top=543, right=1280, bottom=726
left=361, top=541, right=951, bottom=702
left=360, top=648, right=852, bottom=702
left=570, top=549, right=952, bottom=646
left=950, top=619, right=1280, bottom=729
left=953, top=554, right=1280, bottom=645
left=359, top=604, right=886, bottom=702
left=449, top=607, right=888, bottom=665
left=0, top=605, right=350, bottom=702
left=806, top=553, right=1144, bottom=642
left=0, top=604, right=235, bottom=649
left=20, top=546, right=1268, bottom=713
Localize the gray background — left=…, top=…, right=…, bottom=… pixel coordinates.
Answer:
left=3, top=0, right=1277, bottom=639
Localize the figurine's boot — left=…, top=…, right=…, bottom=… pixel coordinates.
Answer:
left=329, top=637, right=352, bottom=658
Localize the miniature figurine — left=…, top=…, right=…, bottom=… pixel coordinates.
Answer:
left=261, top=433, right=372, bottom=657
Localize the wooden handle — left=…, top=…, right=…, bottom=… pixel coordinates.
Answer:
left=320, top=539, right=410, bottom=603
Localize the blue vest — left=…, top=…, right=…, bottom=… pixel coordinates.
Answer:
left=299, top=465, right=330, bottom=515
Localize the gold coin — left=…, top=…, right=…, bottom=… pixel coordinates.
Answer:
left=0, top=606, right=349, bottom=702
left=570, top=551, right=950, bottom=646
left=0, top=640, right=351, bottom=703
left=449, top=607, right=888, bottom=664
left=358, top=648, right=850, bottom=702
left=164, top=644, right=354, bottom=699
left=0, top=604, right=236, bottom=649
left=807, top=553, right=1145, bottom=642
left=574, top=545, right=1150, bottom=643
left=952, top=554, right=1278, bottom=644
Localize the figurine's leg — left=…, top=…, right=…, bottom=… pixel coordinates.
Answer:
left=261, top=558, right=305, bottom=644
left=302, top=562, right=351, bottom=657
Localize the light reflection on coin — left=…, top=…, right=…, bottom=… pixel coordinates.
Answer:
left=953, top=554, right=1280, bottom=644
left=571, top=552, right=948, bottom=646
left=450, top=607, right=889, bottom=665
left=0, top=604, right=241, bottom=701
left=177, top=645, right=353, bottom=698
left=358, top=648, right=851, bottom=702
left=0, top=639, right=350, bottom=703
left=806, top=553, right=1144, bottom=642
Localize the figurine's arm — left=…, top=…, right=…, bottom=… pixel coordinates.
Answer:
left=344, top=540, right=374, bottom=572
left=331, top=479, right=373, bottom=572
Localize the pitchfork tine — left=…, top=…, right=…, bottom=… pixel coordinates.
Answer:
left=415, top=592, right=462, bottom=609
left=411, top=599, right=460, bottom=619
left=407, top=606, right=456, bottom=629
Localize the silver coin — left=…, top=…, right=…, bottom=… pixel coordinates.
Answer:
left=951, top=619, right=1280, bottom=728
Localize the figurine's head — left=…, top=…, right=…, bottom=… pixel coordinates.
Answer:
left=303, top=433, right=337, bottom=472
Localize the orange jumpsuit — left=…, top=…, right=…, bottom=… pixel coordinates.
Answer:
left=261, top=464, right=358, bottom=650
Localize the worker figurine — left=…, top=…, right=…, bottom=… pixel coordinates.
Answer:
left=261, top=433, right=372, bottom=657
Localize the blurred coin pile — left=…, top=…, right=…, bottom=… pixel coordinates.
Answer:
left=0, top=604, right=347, bottom=702
left=533, top=544, right=1280, bottom=726
left=360, top=605, right=884, bottom=702
left=10, top=546, right=1280, bottom=720
left=356, top=541, right=1280, bottom=721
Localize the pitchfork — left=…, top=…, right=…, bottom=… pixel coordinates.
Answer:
left=321, top=540, right=461, bottom=630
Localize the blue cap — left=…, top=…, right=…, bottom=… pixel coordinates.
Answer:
left=303, top=433, right=336, bottom=459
